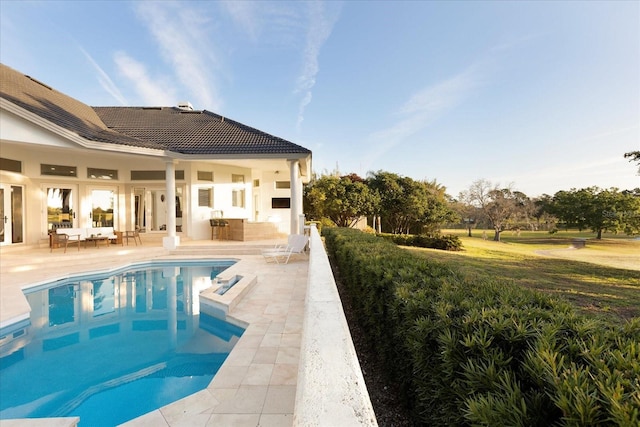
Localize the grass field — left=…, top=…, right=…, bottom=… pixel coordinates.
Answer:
left=405, top=229, right=640, bottom=323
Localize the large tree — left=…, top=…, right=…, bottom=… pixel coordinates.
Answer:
left=418, top=179, right=460, bottom=235
left=367, top=171, right=456, bottom=235
left=451, top=194, right=481, bottom=237
left=303, top=173, right=379, bottom=227
left=460, top=179, right=526, bottom=241
left=548, top=187, right=640, bottom=238
left=532, top=194, right=558, bottom=231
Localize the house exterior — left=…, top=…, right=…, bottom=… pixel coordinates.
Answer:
left=0, top=63, right=312, bottom=250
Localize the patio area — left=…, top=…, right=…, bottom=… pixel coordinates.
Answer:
left=0, top=230, right=376, bottom=426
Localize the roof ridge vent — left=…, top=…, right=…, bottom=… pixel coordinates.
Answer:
left=177, top=101, right=194, bottom=111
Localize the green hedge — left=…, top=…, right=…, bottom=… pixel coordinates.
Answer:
left=323, top=227, right=640, bottom=426
left=378, top=232, right=463, bottom=251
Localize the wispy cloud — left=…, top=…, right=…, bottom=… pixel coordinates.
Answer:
left=295, top=1, right=341, bottom=130
left=219, top=1, right=340, bottom=129
left=358, top=33, right=549, bottom=174
left=221, top=0, right=260, bottom=41
left=361, top=65, right=481, bottom=172
left=222, top=2, right=309, bottom=48
left=113, top=51, right=176, bottom=105
left=80, top=48, right=128, bottom=106
left=133, top=1, right=222, bottom=110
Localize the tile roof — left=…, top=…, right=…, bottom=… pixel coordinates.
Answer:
left=1, top=63, right=311, bottom=157
left=94, top=107, right=311, bottom=156
left=0, top=63, right=161, bottom=150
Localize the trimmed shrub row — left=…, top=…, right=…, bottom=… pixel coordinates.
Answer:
left=323, top=227, right=640, bottom=426
left=378, top=232, right=463, bottom=251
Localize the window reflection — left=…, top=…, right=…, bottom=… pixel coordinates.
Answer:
left=48, top=285, right=76, bottom=327
left=93, top=279, right=115, bottom=317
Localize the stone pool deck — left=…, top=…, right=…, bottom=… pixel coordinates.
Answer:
left=0, top=231, right=377, bottom=426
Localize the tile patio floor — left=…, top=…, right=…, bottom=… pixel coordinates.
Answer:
left=0, top=236, right=309, bottom=427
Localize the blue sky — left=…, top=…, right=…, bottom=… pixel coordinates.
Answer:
left=1, top=0, right=638, bottom=197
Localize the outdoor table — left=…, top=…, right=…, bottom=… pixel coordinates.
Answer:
left=85, top=236, right=109, bottom=248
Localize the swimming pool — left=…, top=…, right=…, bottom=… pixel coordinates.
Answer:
left=0, top=260, right=244, bottom=426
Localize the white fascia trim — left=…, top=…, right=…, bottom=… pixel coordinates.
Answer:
left=167, top=152, right=311, bottom=161
left=167, top=152, right=312, bottom=178
left=1, top=99, right=166, bottom=157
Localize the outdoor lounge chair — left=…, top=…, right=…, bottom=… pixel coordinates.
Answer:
left=262, top=234, right=309, bottom=264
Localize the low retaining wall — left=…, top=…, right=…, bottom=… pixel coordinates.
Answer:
left=294, top=225, right=378, bottom=426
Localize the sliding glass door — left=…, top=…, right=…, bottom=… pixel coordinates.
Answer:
left=90, top=189, right=116, bottom=228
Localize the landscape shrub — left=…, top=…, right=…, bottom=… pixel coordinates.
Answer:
left=306, top=217, right=336, bottom=234
left=323, top=227, right=640, bottom=426
left=378, top=232, right=463, bottom=251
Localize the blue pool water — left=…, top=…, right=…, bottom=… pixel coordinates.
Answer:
left=0, top=260, right=244, bottom=426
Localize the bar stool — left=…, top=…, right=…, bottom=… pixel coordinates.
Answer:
left=210, top=219, right=219, bottom=240
left=218, top=220, right=229, bottom=240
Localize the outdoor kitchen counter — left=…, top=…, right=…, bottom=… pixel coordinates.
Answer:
left=220, top=218, right=284, bottom=241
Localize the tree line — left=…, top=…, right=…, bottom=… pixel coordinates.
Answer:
left=303, top=171, right=640, bottom=241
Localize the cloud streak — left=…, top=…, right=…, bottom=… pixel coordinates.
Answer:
left=80, top=48, right=128, bottom=106
left=361, top=65, right=482, bottom=172
left=220, top=1, right=341, bottom=129
left=129, top=1, right=222, bottom=110
left=295, top=1, right=341, bottom=130
left=113, top=52, right=176, bottom=105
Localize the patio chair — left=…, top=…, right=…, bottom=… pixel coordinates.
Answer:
left=262, top=234, right=309, bottom=264
left=124, top=229, right=142, bottom=246
left=50, top=232, right=81, bottom=253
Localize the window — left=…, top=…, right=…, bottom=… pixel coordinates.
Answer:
left=197, top=171, right=214, bottom=181
left=41, top=164, right=77, bottom=177
left=253, top=179, right=260, bottom=187
left=131, top=170, right=185, bottom=180
left=275, top=181, right=290, bottom=189
left=0, top=157, right=22, bottom=173
left=272, top=198, right=290, bottom=209
left=198, top=188, right=213, bottom=207
left=88, top=168, right=118, bottom=180
left=232, top=189, right=245, bottom=208
left=232, top=174, right=245, bottom=183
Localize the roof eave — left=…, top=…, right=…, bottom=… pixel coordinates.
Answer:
left=0, top=98, right=167, bottom=157
left=166, top=151, right=312, bottom=161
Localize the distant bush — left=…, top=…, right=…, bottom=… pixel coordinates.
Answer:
left=323, top=227, right=640, bottom=426
left=379, top=232, right=463, bottom=251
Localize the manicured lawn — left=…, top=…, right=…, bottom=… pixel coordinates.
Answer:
left=406, top=230, right=640, bottom=322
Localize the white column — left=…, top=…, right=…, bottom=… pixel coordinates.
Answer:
left=163, top=160, right=180, bottom=250
left=288, top=159, right=302, bottom=235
